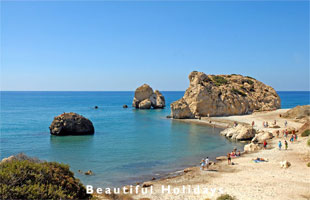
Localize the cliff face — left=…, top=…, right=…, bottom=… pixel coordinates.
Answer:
left=170, top=71, right=281, bottom=119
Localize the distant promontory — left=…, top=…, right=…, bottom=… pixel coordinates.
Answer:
left=170, top=71, right=281, bottom=119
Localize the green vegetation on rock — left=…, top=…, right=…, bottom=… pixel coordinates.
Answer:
left=212, top=76, right=228, bottom=86
left=217, top=194, right=236, bottom=200
left=301, top=129, right=310, bottom=137
left=245, top=76, right=255, bottom=80
left=0, top=154, right=91, bottom=200
left=242, top=79, right=254, bottom=85
left=307, top=138, right=310, bottom=147
left=231, top=88, right=246, bottom=97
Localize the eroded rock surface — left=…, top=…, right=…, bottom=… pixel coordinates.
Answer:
left=132, top=84, right=165, bottom=109
left=221, top=124, right=256, bottom=141
left=49, top=112, right=94, bottom=136
left=171, top=71, right=281, bottom=118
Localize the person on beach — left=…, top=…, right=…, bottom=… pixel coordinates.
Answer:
left=237, top=151, right=241, bottom=156
left=227, top=153, right=231, bottom=165
left=205, top=157, right=209, bottom=170
left=234, top=122, right=238, bottom=127
left=290, top=135, right=294, bottom=143
left=284, top=130, right=288, bottom=138
left=284, top=120, right=288, bottom=127
left=278, top=141, right=282, bottom=150
left=200, top=158, right=206, bottom=170
left=294, top=133, right=298, bottom=141
left=273, top=120, right=277, bottom=125
left=252, top=121, right=255, bottom=127
left=285, top=140, right=288, bottom=150
left=276, top=130, right=280, bottom=138
left=266, top=121, right=269, bottom=127
left=263, top=140, right=267, bottom=149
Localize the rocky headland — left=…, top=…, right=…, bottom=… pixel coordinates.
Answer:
left=49, top=112, right=94, bottom=136
left=132, top=84, right=165, bottom=109
left=170, top=71, right=281, bottom=119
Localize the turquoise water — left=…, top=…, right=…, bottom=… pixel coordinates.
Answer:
left=0, top=91, right=309, bottom=187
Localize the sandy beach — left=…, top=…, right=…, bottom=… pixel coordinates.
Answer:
left=125, top=109, right=310, bottom=200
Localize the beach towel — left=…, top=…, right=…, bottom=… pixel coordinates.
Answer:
left=253, top=159, right=268, bottom=163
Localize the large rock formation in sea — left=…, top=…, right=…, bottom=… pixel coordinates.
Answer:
left=49, top=112, right=94, bottom=136
left=170, top=71, right=281, bottom=119
left=132, top=84, right=165, bottom=109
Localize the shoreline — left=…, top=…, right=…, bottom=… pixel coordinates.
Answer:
left=96, top=108, right=309, bottom=200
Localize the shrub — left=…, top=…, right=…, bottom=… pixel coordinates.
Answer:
left=242, top=79, right=254, bottom=85
left=307, top=162, right=310, bottom=167
left=212, top=76, right=228, bottom=86
left=231, top=88, right=246, bottom=97
left=307, top=139, right=310, bottom=147
left=301, top=129, right=310, bottom=137
left=0, top=154, right=90, bottom=199
left=245, top=76, right=255, bottom=80
left=217, top=194, right=236, bottom=200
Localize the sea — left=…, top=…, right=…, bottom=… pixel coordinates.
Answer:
left=0, top=91, right=309, bottom=187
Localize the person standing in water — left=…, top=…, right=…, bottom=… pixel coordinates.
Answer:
left=278, top=141, right=282, bottom=150
left=285, top=140, right=288, bottom=150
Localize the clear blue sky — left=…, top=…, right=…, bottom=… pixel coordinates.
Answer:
left=1, top=1, right=309, bottom=91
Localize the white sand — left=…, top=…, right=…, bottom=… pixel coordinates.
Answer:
left=131, top=109, right=310, bottom=200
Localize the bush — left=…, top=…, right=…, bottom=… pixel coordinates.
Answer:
left=212, top=76, right=228, bottom=86
left=307, top=162, right=310, bottom=167
left=301, top=129, right=310, bottom=137
left=245, top=76, right=255, bottom=80
left=307, top=139, right=310, bottom=147
left=0, top=154, right=90, bottom=199
left=242, top=79, right=254, bottom=85
left=217, top=194, right=236, bottom=200
left=231, top=88, right=246, bottom=97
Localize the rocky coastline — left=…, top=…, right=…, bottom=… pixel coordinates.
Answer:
left=127, top=107, right=310, bottom=200
left=170, top=71, right=281, bottom=119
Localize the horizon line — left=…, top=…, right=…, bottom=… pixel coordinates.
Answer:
left=1, top=90, right=309, bottom=92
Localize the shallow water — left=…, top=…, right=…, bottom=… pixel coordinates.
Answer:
left=0, top=91, right=308, bottom=187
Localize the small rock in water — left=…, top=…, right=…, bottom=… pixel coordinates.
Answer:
left=151, top=177, right=156, bottom=180
left=94, top=106, right=98, bottom=109
left=166, top=115, right=172, bottom=119
left=123, top=105, right=128, bottom=108
left=84, top=170, right=93, bottom=175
